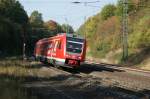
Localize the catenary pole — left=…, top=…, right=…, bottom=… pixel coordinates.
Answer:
left=122, top=0, right=128, bottom=61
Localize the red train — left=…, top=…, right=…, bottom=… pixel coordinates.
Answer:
left=34, top=33, right=86, bottom=68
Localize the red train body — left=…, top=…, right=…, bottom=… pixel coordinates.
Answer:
left=34, top=33, right=86, bottom=68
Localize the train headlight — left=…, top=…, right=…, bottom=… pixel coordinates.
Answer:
left=66, top=54, right=70, bottom=58
left=78, top=56, right=81, bottom=59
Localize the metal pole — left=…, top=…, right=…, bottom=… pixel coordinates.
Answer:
left=23, top=42, right=26, bottom=60
left=84, top=16, right=87, bottom=38
left=122, top=0, right=128, bottom=61
left=22, top=27, right=26, bottom=60
left=65, top=18, right=69, bottom=33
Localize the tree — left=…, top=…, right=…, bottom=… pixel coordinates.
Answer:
left=29, top=10, right=43, bottom=28
left=61, top=24, right=74, bottom=33
left=101, top=4, right=116, bottom=20
left=44, top=20, right=63, bottom=35
left=0, top=0, right=28, bottom=55
left=115, top=0, right=136, bottom=16
left=44, top=20, right=58, bottom=31
left=0, top=0, right=28, bottom=25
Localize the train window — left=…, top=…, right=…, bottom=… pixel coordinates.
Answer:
left=57, top=40, right=61, bottom=49
left=67, top=37, right=84, bottom=43
left=48, top=42, right=53, bottom=48
left=48, top=44, right=52, bottom=49
left=54, top=41, right=58, bottom=52
left=66, top=42, right=83, bottom=54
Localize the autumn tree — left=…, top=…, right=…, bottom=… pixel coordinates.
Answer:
left=101, top=4, right=116, bottom=20
left=44, top=20, right=63, bottom=35
left=115, top=0, right=136, bottom=16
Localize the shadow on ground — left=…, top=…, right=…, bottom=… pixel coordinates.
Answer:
left=59, top=63, right=124, bottom=74
left=0, top=71, right=149, bottom=99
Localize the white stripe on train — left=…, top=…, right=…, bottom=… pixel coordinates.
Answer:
left=36, top=55, right=65, bottom=62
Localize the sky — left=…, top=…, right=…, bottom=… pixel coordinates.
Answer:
left=19, top=0, right=117, bottom=30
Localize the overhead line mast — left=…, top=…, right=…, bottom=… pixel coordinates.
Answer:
left=72, top=0, right=129, bottom=62
left=122, top=0, right=128, bottom=61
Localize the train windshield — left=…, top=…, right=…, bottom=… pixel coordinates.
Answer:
left=66, top=37, right=84, bottom=54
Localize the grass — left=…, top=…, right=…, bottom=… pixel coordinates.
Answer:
left=0, top=57, right=52, bottom=79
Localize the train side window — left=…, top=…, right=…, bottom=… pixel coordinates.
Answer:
left=57, top=40, right=61, bottom=49
left=54, top=41, right=58, bottom=52
left=48, top=42, right=53, bottom=48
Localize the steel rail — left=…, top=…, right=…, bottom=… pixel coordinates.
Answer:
left=85, top=60, right=150, bottom=77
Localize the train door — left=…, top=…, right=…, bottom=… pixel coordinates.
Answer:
left=44, top=42, right=49, bottom=57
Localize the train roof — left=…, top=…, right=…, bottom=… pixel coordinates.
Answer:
left=37, top=33, right=85, bottom=44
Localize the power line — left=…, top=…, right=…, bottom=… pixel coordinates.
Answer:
left=72, top=1, right=100, bottom=4
left=19, top=0, right=69, bottom=4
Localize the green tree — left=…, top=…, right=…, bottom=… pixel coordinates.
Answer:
left=101, top=4, right=116, bottom=20
left=0, top=0, right=28, bottom=25
left=29, top=10, right=43, bottom=28
left=0, top=0, right=28, bottom=55
left=115, top=0, right=135, bottom=16
left=61, top=24, right=74, bottom=33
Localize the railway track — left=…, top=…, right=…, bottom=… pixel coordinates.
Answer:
left=84, top=60, right=150, bottom=77
left=48, top=61, right=150, bottom=91
left=24, top=61, right=150, bottom=99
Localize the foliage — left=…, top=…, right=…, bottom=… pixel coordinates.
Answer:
left=78, top=0, right=150, bottom=63
left=101, top=4, right=116, bottom=20
left=44, top=20, right=63, bottom=34
left=0, top=0, right=28, bottom=25
left=29, top=10, right=43, bottom=28
left=115, top=0, right=136, bottom=16
left=0, top=0, right=28, bottom=55
left=61, top=24, right=74, bottom=33
left=129, top=15, right=150, bottom=48
left=78, top=15, right=100, bottom=40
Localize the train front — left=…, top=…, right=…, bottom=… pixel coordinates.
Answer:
left=65, top=36, right=86, bottom=67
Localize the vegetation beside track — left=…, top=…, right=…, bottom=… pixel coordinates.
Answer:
left=78, top=0, right=150, bottom=69
left=0, top=0, right=74, bottom=56
left=0, top=57, right=58, bottom=79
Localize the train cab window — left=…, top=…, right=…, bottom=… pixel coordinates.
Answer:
left=66, top=37, right=84, bottom=54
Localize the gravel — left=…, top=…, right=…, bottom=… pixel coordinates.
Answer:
left=23, top=64, right=150, bottom=99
